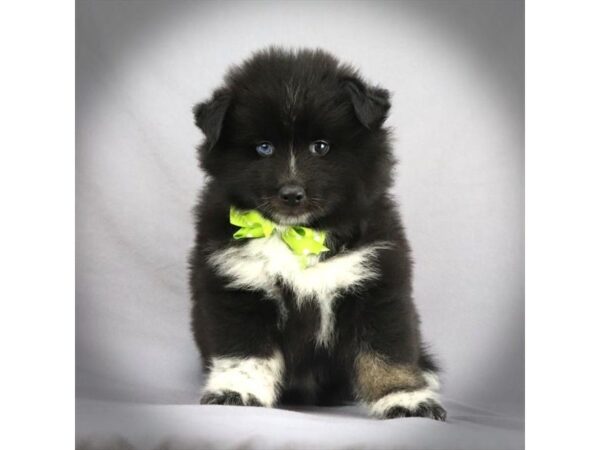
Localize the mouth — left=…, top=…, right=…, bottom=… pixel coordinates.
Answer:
left=270, top=211, right=313, bottom=226
left=257, top=197, right=319, bottom=226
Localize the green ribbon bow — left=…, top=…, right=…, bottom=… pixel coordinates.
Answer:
left=230, top=206, right=329, bottom=267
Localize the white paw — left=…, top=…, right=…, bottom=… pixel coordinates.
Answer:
left=201, top=352, right=283, bottom=407
left=369, top=372, right=447, bottom=421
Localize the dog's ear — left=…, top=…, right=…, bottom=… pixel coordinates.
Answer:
left=193, top=88, right=231, bottom=149
left=343, top=78, right=391, bottom=130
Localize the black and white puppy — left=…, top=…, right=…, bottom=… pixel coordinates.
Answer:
left=189, top=48, right=446, bottom=420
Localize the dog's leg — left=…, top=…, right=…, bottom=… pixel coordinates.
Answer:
left=201, top=351, right=284, bottom=407
left=345, top=277, right=447, bottom=420
left=193, top=285, right=285, bottom=408
left=354, top=352, right=446, bottom=420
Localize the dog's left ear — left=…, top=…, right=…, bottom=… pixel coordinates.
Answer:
left=343, top=78, right=391, bottom=130
left=193, top=88, right=231, bottom=149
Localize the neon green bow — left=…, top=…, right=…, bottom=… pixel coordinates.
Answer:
left=230, top=206, right=329, bottom=267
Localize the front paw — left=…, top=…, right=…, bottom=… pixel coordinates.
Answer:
left=370, top=390, right=447, bottom=421
left=383, top=399, right=447, bottom=421
left=200, top=389, right=265, bottom=407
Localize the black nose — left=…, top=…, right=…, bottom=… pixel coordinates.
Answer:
left=278, top=184, right=306, bottom=206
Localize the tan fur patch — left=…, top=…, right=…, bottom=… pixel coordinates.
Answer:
left=355, top=352, right=426, bottom=402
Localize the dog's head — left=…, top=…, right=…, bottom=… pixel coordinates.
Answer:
left=194, top=48, right=394, bottom=226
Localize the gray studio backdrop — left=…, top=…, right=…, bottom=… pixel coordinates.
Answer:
left=76, top=1, right=524, bottom=449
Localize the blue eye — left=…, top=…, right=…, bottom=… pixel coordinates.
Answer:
left=256, top=141, right=275, bottom=157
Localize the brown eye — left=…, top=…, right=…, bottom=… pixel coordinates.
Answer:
left=309, top=140, right=330, bottom=156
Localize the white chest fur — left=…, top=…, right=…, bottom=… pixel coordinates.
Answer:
left=208, top=235, right=390, bottom=347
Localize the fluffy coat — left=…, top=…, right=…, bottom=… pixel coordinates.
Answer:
left=189, top=48, right=446, bottom=420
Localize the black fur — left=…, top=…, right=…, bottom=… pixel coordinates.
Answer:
left=189, top=48, right=444, bottom=419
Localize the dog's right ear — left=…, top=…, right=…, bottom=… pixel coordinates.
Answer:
left=343, top=77, right=391, bottom=130
left=193, top=88, right=231, bottom=150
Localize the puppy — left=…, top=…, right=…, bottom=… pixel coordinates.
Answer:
left=189, top=48, right=446, bottom=420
